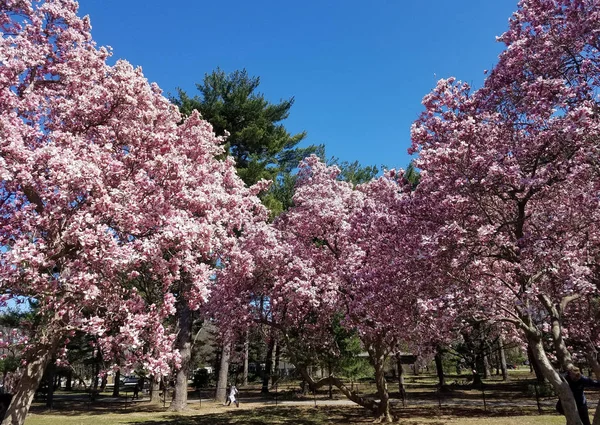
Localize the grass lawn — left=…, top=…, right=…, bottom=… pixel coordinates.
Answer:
left=24, top=370, right=576, bottom=424
left=24, top=404, right=568, bottom=425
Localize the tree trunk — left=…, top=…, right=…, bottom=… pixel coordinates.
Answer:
left=297, top=364, right=382, bottom=413
left=483, top=351, right=492, bottom=379
left=434, top=351, right=445, bottom=387
left=242, top=332, right=249, bottom=387
left=396, top=354, right=406, bottom=404
left=149, top=376, right=161, bottom=404
left=45, top=363, right=55, bottom=409
left=281, top=329, right=386, bottom=418
left=472, top=356, right=483, bottom=387
left=215, top=340, right=231, bottom=404
left=2, top=343, right=56, bottom=425
left=261, top=336, right=274, bottom=394
left=328, top=362, right=333, bottom=399
left=527, top=332, right=582, bottom=425
left=272, top=340, right=281, bottom=387
left=65, top=370, right=72, bottom=391
left=91, top=356, right=100, bottom=400
left=369, top=343, right=392, bottom=423
left=538, top=294, right=574, bottom=370
left=495, top=348, right=500, bottom=375
left=498, top=338, right=508, bottom=381
left=100, top=374, right=107, bottom=392
left=583, top=347, right=600, bottom=425
left=112, top=369, right=121, bottom=397
left=527, top=344, right=545, bottom=382
left=169, top=296, right=193, bottom=412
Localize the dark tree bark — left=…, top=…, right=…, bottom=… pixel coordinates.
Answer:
left=261, top=336, right=274, bottom=394
left=169, top=295, right=193, bottom=412
left=434, top=351, right=446, bottom=387
left=65, top=369, right=72, bottom=391
left=112, top=369, right=121, bottom=397
left=99, top=374, right=108, bottom=392
left=328, top=362, right=333, bottom=399
left=91, top=353, right=101, bottom=400
left=45, top=363, right=55, bottom=409
left=395, top=354, right=406, bottom=404
left=272, top=339, right=281, bottom=387
left=472, top=356, right=483, bottom=387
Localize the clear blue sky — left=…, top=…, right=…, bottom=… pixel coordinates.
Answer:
left=78, top=0, right=516, bottom=171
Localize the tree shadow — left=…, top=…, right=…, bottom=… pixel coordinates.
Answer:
left=130, top=406, right=374, bottom=425
left=392, top=404, right=558, bottom=420
left=29, top=399, right=169, bottom=417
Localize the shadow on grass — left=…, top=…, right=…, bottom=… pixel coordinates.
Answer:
left=392, top=404, right=555, bottom=420
left=121, top=406, right=374, bottom=425
left=56, top=405, right=558, bottom=425
left=29, top=400, right=169, bottom=416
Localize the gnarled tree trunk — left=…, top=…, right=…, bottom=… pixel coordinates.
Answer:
left=584, top=346, right=600, bottom=425
left=367, top=340, right=392, bottom=423
left=527, top=332, right=582, bottom=425
left=280, top=328, right=391, bottom=421
left=2, top=340, right=59, bottom=425
left=297, top=365, right=381, bottom=412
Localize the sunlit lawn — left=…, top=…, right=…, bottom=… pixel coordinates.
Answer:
left=24, top=404, right=567, bottom=425
left=24, top=370, right=575, bottom=425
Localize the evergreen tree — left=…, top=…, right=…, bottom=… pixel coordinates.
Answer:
left=172, top=68, right=308, bottom=187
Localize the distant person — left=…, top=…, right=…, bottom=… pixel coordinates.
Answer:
left=556, top=366, right=600, bottom=425
left=226, top=384, right=239, bottom=407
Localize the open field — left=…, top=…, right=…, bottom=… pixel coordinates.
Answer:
left=23, top=369, right=591, bottom=424
left=25, top=405, right=567, bottom=425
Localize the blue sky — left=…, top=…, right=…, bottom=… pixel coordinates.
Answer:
left=78, top=0, right=517, bottom=171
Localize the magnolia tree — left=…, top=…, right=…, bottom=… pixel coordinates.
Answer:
left=0, top=0, right=267, bottom=422
left=214, top=157, right=455, bottom=422
left=410, top=1, right=600, bottom=424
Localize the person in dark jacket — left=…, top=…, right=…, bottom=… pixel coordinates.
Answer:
left=556, top=366, right=600, bottom=425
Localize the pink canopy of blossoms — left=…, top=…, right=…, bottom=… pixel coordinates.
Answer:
left=0, top=0, right=266, bottom=387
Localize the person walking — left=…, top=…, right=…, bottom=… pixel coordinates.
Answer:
left=557, top=366, right=600, bottom=425
left=226, top=384, right=239, bottom=407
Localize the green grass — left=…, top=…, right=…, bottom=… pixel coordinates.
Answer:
left=24, top=405, right=567, bottom=425
left=24, top=370, right=574, bottom=425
